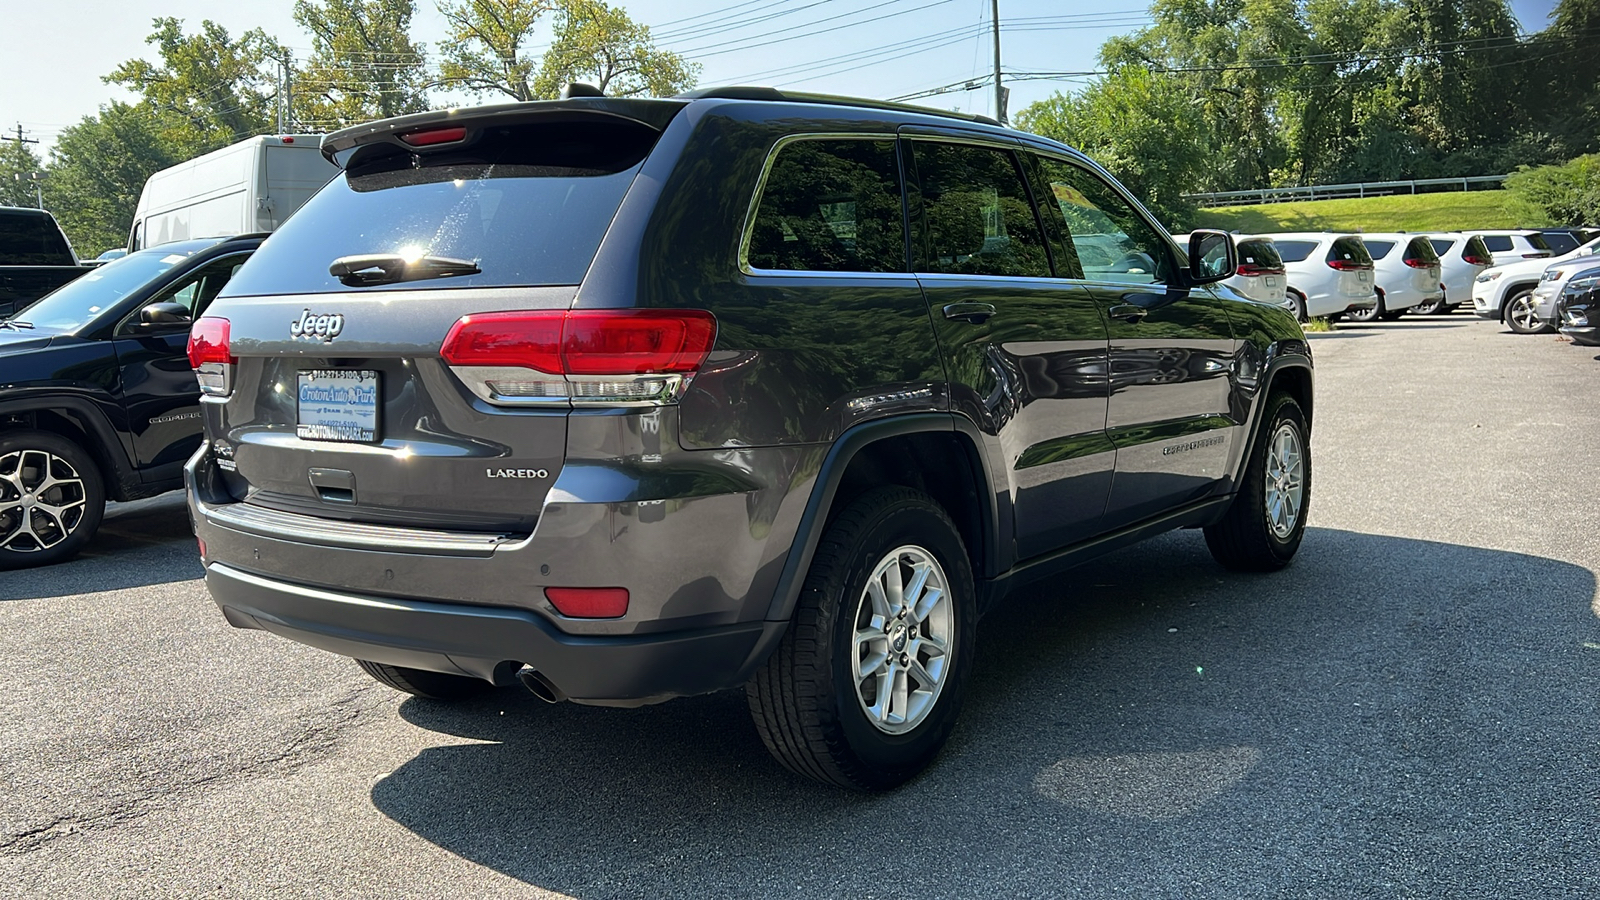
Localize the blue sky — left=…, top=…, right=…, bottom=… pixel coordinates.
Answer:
left=0, top=0, right=1562, bottom=154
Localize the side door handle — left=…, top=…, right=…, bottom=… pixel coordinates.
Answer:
left=942, top=301, right=997, bottom=324
left=1108, top=303, right=1148, bottom=324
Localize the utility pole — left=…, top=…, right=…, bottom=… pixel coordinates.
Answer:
left=2, top=123, right=42, bottom=207
left=276, top=51, right=294, bottom=133
left=991, top=0, right=1005, bottom=125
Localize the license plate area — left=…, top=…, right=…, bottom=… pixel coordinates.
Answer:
left=297, top=369, right=380, bottom=443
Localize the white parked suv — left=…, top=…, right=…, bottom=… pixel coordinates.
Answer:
left=1417, top=233, right=1494, bottom=314
left=1473, top=235, right=1600, bottom=333
left=1474, top=229, right=1555, bottom=262
left=1346, top=234, right=1443, bottom=322
left=1268, top=233, right=1379, bottom=319
left=1176, top=233, right=1292, bottom=315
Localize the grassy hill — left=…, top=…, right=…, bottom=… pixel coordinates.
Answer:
left=1186, top=189, right=1548, bottom=234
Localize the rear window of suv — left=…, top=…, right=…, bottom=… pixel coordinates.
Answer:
left=1327, top=237, right=1373, bottom=266
left=1273, top=240, right=1318, bottom=263
left=221, top=119, right=657, bottom=296
left=1236, top=239, right=1283, bottom=272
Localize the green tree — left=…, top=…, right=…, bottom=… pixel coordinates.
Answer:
left=293, top=0, right=432, bottom=129
left=531, top=0, right=698, bottom=98
left=1506, top=154, right=1600, bottom=225
left=437, top=0, right=556, bottom=100
left=0, top=138, right=45, bottom=209
left=1016, top=67, right=1210, bottom=226
left=107, top=18, right=288, bottom=155
left=43, top=103, right=181, bottom=256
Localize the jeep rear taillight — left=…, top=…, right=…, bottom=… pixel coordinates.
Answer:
left=441, top=309, right=717, bottom=406
left=187, top=317, right=234, bottom=397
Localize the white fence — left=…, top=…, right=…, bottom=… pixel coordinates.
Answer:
left=1183, top=175, right=1508, bottom=208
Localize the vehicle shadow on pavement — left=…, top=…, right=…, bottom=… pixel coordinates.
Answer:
left=373, top=527, right=1600, bottom=896
left=4, top=492, right=200, bottom=600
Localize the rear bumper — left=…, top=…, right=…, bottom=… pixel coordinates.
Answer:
left=1560, top=324, right=1599, bottom=346
left=205, top=561, right=783, bottom=705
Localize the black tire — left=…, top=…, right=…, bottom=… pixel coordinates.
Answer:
left=1411, top=297, right=1446, bottom=315
left=1346, top=290, right=1384, bottom=323
left=355, top=659, right=491, bottom=700
left=1504, top=290, right=1551, bottom=334
left=1204, top=394, right=1310, bottom=572
left=0, top=429, right=106, bottom=570
left=1379, top=308, right=1405, bottom=321
left=747, top=486, right=976, bottom=791
left=1287, top=289, right=1308, bottom=324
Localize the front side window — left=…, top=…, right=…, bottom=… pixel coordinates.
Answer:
left=746, top=138, right=905, bottom=273
left=1033, top=157, right=1170, bottom=285
left=911, top=141, right=1050, bottom=278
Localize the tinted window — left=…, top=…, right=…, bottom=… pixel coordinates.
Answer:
left=1429, top=239, right=1454, bottom=256
left=1404, top=237, right=1440, bottom=265
left=1463, top=236, right=1492, bottom=262
left=912, top=141, right=1050, bottom=278
left=1526, top=233, right=1552, bottom=251
left=222, top=120, right=656, bottom=296
left=747, top=138, right=905, bottom=273
left=1275, top=240, right=1318, bottom=263
left=1328, top=237, right=1373, bottom=266
left=0, top=212, right=73, bottom=266
left=1033, top=156, right=1170, bottom=284
left=12, top=244, right=208, bottom=331
left=1542, top=232, right=1578, bottom=255
left=1363, top=240, right=1397, bottom=260
left=1237, top=239, right=1283, bottom=271
left=1482, top=235, right=1512, bottom=252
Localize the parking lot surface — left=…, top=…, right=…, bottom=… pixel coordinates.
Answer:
left=3, top=316, right=1597, bottom=898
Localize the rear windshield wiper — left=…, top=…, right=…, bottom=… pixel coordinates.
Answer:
left=329, top=253, right=481, bottom=287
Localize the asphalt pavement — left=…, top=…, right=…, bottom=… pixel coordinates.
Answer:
left=2, top=314, right=1597, bottom=898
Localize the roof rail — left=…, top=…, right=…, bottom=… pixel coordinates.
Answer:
left=677, top=86, right=1003, bottom=128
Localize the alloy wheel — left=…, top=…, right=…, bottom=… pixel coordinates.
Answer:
left=0, top=449, right=89, bottom=552
left=1264, top=424, right=1305, bottom=539
left=850, top=544, right=954, bottom=735
left=1506, top=293, right=1541, bottom=332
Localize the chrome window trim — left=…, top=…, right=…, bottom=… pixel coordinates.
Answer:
left=737, top=132, right=905, bottom=278
left=202, top=501, right=524, bottom=557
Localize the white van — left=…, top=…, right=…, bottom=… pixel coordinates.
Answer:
left=128, top=135, right=339, bottom=251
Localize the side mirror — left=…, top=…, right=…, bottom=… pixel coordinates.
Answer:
left=1187, top=230, right=1236, bottom=283
left=139, top=302, right=192, bottom=327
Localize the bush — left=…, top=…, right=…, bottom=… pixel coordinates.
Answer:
left=1505, top=154, right=1600, bottom=226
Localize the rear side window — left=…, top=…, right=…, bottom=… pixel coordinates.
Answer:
left=1542, top=232, right=1578, bottom=255
left=1482, top=235, right=1512, bottom=252
left=221, top=119, right=658, bottom=296
left=1526, top=233, right=1552, bottom=251
left=912, top=141, right=1051, bottom=279
left=0, top=212, right=73, bottom=265
left=746, top=138, right=905, bottom=273
left=1429, top=239, right=1454, bottom=256
left=1275, top=240, right=1318, bottom=263
left=1363, top=240, right=1396, bottom=260
left=1236, top=239, right=1283, bottom=271
left=1328, top=237, right=1373, bottom=266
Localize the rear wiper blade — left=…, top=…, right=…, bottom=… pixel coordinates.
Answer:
left=329, top=253, right=481, bottom=287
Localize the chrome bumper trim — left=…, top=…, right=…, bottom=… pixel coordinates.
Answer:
left=202, top=502, right=521, bottom=557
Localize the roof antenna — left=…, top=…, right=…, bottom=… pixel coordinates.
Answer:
left=560, top=83, right=604, bottom=99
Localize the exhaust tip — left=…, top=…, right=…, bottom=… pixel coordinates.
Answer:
left=516, top=666, right=566, bottom=703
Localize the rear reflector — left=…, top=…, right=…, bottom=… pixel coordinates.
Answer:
left=544, top=587, right=629, bottom=618
left=400, top=126, right=468, bottom=147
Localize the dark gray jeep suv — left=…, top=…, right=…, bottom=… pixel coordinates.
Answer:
left=186, top=87, right=1313, bottom=790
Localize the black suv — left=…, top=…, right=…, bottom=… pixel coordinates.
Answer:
left=0, top=235, right=261, bottom=567
left=186, top=88, right=1312, bottom=790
